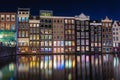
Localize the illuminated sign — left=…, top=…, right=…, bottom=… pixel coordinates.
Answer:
left=0, top=30, right=16, bottom=47
left=40, top=10, right=53, bottom=16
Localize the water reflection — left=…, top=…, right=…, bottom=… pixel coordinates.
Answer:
left=0, top=54, right=120, bottom=80
left=17, top=55, right=76, bottom=80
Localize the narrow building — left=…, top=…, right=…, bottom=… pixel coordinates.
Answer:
left=90, top=21, right=102, bottom=54
left=29, top=16, right=40, bottom=54
left=102, top=16, right=113, bottom=53
left=40, top=10, right=53, bottom=54
left=17, top=8, right=30, bottom=54
left=112, top=21, right=120, bottom=53
left=75, top=13, right=90, bottom=54
left=64, top=17, right=76, bottom=54
left=53, top=17, right=64, bottom=53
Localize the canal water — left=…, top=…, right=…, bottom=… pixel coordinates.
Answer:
left=0, top=54, right=120, bottom=80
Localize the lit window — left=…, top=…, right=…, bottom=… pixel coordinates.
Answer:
left=19, top=31, right=21, bottom=37
left=45, top=35, right=49, bottom=39
left=41, top=42, right=44, bottom=46
left=45, top=48, right=49, bottom=52
left=72, top=20, right=74, bottom=24
left=54, top=41, right=57, bottom=46
left=30, top=35, right=32, bottom=40
left=65, top=19, right=67, bottom=24
left=58, top=48, right=60, bottom=53
left=11, top=24, right=15, bottom=30
left=109, top=23, right=111, bottom=26
left=45, top=41, right=48, bottom=46
left=41, top=48, right=44, bottom=51
left=37, top=42, right=39, bottom=47
left=86, top=46, right=89, bottom=51
left=37, top=35, right=39, bottom=40
left=37, top=24, right=39, bottom=27
left=6, top=24, right=10, bottom=30
left=95, top=43, right=97, bottom=47
left=49, top=48, right=52, bottom=52
left=30, top=42, right=32, bottom=46
left=49, top=35, right=52, bottom=39
left=72, top=41, right=75, bottom=46
left=69, top=47, right=72, bottom=51
left=61, top=41, right=64, bottom=46
left=49, top=41, right=52, bottom=46
left=25, top=17, right=29, bottom=22
left=61, top=48, right=64, bottom=53
left=99, top=43, right=101, bottom=47
left=116, top=43, right=118, bottom=47
left=19, top=17, right=21, bottom=22
left=86, top=40, right=89, bottom=45
left=33, top=35, right=36, bottom=40
left=77, top=46, right=80, bottom=51
left=69, top=41, right=71, bottom=46
left=57, top=41, right=61, bottom=46
left=34, top=24, right=36, bottom=27
left=53, top=48, right=57, bottom=53
left=65, top=41, right=69, bottom=46
left=81, top=46, right=85, bottom=52
left=30, top=24, right=32, bottom=27
left=22, top=17, right=25, bottom=22
left=41, top=35, right=44, bottom=39
left=22, top=31, right=25, bottom=37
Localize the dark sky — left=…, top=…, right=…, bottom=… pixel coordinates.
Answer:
left=0, top=0, right=119, bottom=20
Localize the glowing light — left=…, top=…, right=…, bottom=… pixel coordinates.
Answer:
left=57, top=62, right=61, bottom=69
left=49, top=60, right=52, bottom=69
left=0, top=35, right=3, bottom=38
left=61, top=60, right=64, bottom=70
left=86, top=56, right=89, bottom=62
left=68, top=60, right=72, bottom=68
left=45, top=56, right=49, bottom=61
left=77, top=56, right=80, bottom=62
left=9, top=63, right=15, bottom=71
left=40, top=61, right=44, bottom=69
left=30, top=62, right=32, bottom=68
left=95, top=58, right=98, bottom=66
left=54, top=61, right=57, bottom=69
left=45, top=61, right=48, bottom=69
left=33, top=62, right=36, bottom=67
left=72, top=60, right=75, bottom=68
left=114, top=57, right=119, bottom=67
left=65, top=60, right=69, bottom=68
left=32, top=56, right=36, bottom=61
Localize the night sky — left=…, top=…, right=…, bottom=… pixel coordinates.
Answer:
left=0, top=0, right=119, bottom=20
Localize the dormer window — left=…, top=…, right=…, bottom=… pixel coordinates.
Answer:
left=1, top=15, right=5, bottom=21
left=11, top=15, right=15, bottom=21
